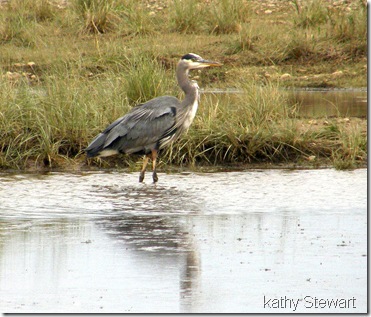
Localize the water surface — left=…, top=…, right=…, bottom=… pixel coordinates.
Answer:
left=291, top=88, right=367, bottom=118
left=203, top=88, right=367, bottom=118
left=0, top=169, right=367, bottom=313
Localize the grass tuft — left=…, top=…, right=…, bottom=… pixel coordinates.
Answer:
left=170, top=0, right=205, bottom=34
left=122, top=54, right=177, bottom=105
left=75, top=0, right=117, bottom=34
left=331, top=122, right=367, bottom=170
left=206, top=0, right=251, bottom=34
left=291, top=0, right=329, bottom=28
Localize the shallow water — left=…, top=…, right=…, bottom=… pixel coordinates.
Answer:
left=292, top=88, right=367, bottom=118
left=204, top=88, right=367, bottom=118
left=0, top=169, right=367, bottom=313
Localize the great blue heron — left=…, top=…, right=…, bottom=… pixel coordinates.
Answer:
left=85, top=53, right=222, bottom=182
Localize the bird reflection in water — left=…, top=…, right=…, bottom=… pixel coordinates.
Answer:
left=93, top=183, right=202, bottom=309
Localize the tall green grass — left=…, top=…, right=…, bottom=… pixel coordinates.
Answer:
left=0, top=68, right=127, bottom=168
left=0, top=69, right=365, bottom=170
left=121, top=54, right=177, bottom=105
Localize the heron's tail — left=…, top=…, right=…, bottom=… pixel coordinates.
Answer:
left=85, top=133, right=106, bottom=158
left=86, top=132, right=121, bottom=158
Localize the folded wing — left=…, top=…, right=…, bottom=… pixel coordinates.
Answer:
left=85, top=96, right=180, bottom=157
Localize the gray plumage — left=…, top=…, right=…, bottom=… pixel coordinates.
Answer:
left=86, top=96, right=180, bottom=157
left=85, top=53, right=221, bottom=182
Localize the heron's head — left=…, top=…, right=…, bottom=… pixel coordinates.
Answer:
left=179, top=53, right=222, bottom=70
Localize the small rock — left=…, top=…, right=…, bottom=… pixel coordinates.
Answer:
left=307, top=155, right=316, bottom=161
left=280, top=73, right=291, bottom=80
left=27, top=62, right=36, bottom=67
left=264, top=9, right=273, bottom=14
left=332, top=70, right=343, bottom=77
left=337, top=117, right=350, bottom=123
left=6, top=71, right=21, bottom=80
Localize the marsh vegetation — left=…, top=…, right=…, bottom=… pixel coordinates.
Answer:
left=0, top=0, right=367, bottom=170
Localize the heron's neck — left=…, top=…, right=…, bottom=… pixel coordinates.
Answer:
left=177, top=66, right=198, bottom=107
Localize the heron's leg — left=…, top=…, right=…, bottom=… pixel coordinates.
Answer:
left=139, top=155, right=150, bottom=182
left=151, top=149, right=158, bottom=183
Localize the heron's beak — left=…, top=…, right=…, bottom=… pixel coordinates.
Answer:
left=200, top=59, right=223, bottom=67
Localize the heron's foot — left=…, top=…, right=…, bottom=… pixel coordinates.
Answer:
left=152, top=171, right=158, bottom=183
left=139, top=171, right=145, bottom=183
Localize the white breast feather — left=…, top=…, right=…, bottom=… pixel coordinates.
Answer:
left=183, top=99, right=198, bottom=131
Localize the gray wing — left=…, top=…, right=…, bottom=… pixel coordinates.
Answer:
left=86, top=96, right=180, bottom=157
